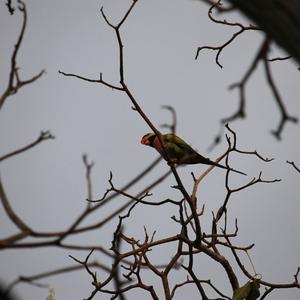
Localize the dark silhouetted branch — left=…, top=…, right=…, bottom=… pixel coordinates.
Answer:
left=0, top=131, right=54, bottom=163
left=287, top=161, right=300, bottom=173
left=195, top=0, right=259, bottom=68
left=228, top=0, right=300, bottom=64
left=262, top=56, right=298, bottom=139
left=0, top=1, right=45, bottom=110
left=6, top=0, right=15, bottom=15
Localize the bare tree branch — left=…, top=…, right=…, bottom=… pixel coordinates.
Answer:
left=0, top=1, right=45, bottom=110
left=4, top=260, right=110, bottom=297
left=262, top=56, right=298, bottom=139
left=0, top=131, right=54, bottom=163
left=287, top=161, right=300, bottom=173
left=5, top=0, right=15, bottom=15
left=195, top=0, right=259, bottom=68
left=0, top=175, right=33, bottom=234
left=2, top=1, right=299, bottom=299
left=228, top=0, right=300, bottom=64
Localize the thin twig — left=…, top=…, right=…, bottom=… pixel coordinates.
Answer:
left=0, top=131, right=54, bottom=163
left=4, top=261, right=110, bottom=296
left=0, top=1, right=45, bottom=110
left=82, top=154, right=95, bottom=205
left=6, top=0, right=15, bottom=14
left=263, top=56, right=298, bottom=139
left=195, top=0, right=259, bottom=68
left=287, top=161, right=300, bottom=173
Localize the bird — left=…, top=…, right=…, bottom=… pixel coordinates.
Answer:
left=141, top=132, right=246, bottom=175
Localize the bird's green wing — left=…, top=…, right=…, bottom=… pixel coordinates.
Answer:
left=163, top=134, right=195, bottom=151
left=163, top=134, right=198, bottom=163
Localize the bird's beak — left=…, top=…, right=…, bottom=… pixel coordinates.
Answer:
left=141, top=137, right=150, bottom=145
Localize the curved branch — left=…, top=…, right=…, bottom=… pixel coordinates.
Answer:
left=228, top=0, right=300, bottom=64
left=0, top=1, right=45, bottom=110
left=0, top=131, right=54, bottom=163
left=195, top=0, right=259, bottom=68
left=262, top=56, right=298, bottom=139
left=0, top=176, right=33, bottom=234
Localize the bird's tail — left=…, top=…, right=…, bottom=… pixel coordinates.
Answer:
left=226, top=166, right=247, bottom=176
left=205, top=159, right=247, bottom=176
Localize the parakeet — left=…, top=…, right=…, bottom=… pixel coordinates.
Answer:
left=141, top=133, right=246, bottom=175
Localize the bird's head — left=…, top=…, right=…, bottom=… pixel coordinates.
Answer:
left=141, top=133, right=156, bottom=147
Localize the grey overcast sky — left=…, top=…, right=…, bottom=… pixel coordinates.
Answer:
left=1, top=0, right=300, bottom=299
